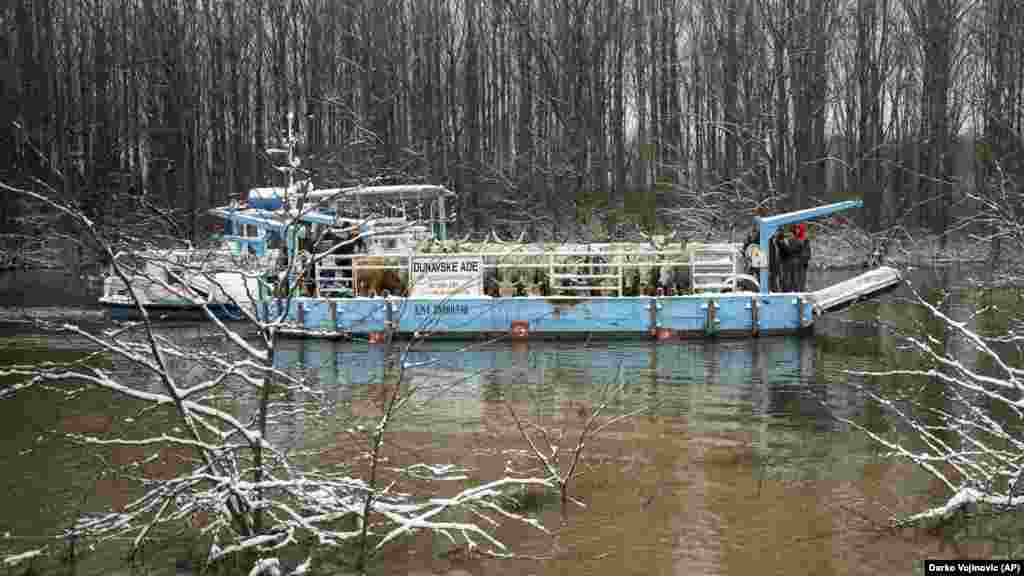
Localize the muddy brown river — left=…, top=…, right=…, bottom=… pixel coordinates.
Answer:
left=0, top=266, right=1020, bottom=575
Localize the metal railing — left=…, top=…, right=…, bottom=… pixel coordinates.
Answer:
left=307, top=247, right=730, bottom=298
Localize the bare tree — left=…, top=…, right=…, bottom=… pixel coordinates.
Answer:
left=4, top=0, right=1024, bottom=265
left=843, top=286, right=1024, bottom=527
left=503, top=362, right=654, bottom=513
left=844, top=171, right=1024, bottom=530
left=0, top=180, right=551, bottom=574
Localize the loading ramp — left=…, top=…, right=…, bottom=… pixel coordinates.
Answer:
left=808, top=266, right=902, bottom=314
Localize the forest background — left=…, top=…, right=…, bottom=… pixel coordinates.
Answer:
left=1, top=0, right=1022, bottom=250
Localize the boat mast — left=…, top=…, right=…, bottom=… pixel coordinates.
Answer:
left=437, top=194, right=447, bottom=241
left=265, top=111, right=299, bottom=205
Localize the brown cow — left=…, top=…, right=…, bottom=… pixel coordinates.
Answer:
left=353, top=256, right=405, bottom=297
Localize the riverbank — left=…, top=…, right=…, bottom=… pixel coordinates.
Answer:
left=808, top=226, right=1016, bottom=271
left=2, top=226, right=1018, bottom=279
left=0, top=236, right=101, bottom=273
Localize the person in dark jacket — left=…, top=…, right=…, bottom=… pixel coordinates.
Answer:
left=782, top=224, right=802, bottom=292
left=769, top=227, right=790, bottom=292
left=794, top=222, right=811, bottom=291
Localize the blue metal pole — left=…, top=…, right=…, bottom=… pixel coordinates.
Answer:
left=758, top=221, right=772, bottom=294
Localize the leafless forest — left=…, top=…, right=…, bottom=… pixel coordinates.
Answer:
left=1, top=0, right=1022, bottom=243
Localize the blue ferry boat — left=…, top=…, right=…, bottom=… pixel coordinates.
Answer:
left=101, top=111, right=898, bottom=333
left=244, top=189, right=900, bottom=341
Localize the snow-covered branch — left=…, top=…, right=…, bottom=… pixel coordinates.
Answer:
left=847, top=282, right=1024, bottom=527
left=1, top=182, right=558, bottom=575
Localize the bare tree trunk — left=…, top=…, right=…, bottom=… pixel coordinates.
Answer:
left=771, top=11, right=789, bottom=206
left=634, top=0, right=648, bottom=191
left=612, top=4, right=626, bottom=205
left=723, top=0, right=740, bottom=191
left=854, top=0, right=890, bottom=230
left=464, top=0, right=481, bottom=231
left=910, top=0, right=957, bottom=239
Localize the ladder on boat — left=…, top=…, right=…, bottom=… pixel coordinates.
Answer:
left=689, top=244, right=742, bottom=292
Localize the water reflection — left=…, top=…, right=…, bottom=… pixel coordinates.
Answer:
left=272, top=334, right=866, bottom=443
left=267, top=335, right=887, bottom=575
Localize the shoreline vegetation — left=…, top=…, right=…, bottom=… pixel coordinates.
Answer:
left=0, top=226, right=1013, bottom=278
left=810, top=227, right=1000, bottom=270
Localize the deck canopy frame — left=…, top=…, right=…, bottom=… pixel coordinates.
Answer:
left=755, top=200, right=862, bottom=294
left=305, top=185, right=456, bottom=242
left=211, top=184, right=455, bottom=246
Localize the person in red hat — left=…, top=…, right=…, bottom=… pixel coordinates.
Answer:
left=793, top=222, right=811, bottom=291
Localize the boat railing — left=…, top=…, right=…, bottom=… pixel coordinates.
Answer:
left=308, top=248, right=722, bottom=298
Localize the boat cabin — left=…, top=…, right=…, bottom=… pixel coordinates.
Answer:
left=304, top=184, right=454, bottom=253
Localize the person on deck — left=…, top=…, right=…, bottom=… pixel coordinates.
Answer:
left=742, top=207, right=768, bottom=284
left=784, top=224, right=803, bottom=292
left=794, top=222, right=811, bottom=292
left=742, top=224, right=759, bottom=277
left=769, top=227, right=790, bottom=292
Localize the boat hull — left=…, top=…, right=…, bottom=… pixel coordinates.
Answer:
left=100, top=267, right=266, bottom=322
left=259, top=267, right=901, bottom=340
left=258, top=294, right=816, bottom=340
left=102, top=300, right=247, bottom=322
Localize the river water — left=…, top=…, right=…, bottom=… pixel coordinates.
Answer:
left=0, top=266, right=1020, bottom=575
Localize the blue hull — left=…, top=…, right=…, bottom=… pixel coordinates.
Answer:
left=259, top=295, right=816, bottom=340
left=105, top=302, right=246, bottom=322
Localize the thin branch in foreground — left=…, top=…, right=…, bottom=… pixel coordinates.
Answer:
left=2, top=180, right=562, bottom=575
left=844, top=281, right=1024, bottom=528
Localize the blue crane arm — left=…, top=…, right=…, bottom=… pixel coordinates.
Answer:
left=756, top=200, right=862, bottom=230
left=755, top=200, right=863, bottom=293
